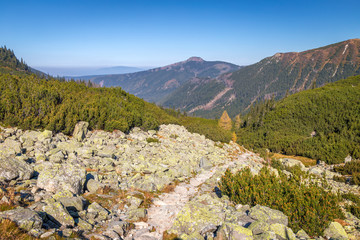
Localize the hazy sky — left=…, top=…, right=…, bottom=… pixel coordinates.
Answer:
left=2, top=0, right=360, bottom=69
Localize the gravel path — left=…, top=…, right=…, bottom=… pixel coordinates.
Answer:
left=126, top=151, right=251, bottom=239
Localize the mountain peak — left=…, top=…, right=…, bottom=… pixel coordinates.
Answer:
left=186, top=57, right=204, bottom=62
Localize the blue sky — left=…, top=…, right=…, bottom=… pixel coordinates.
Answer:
left=2, top=0, right=360, bottom=73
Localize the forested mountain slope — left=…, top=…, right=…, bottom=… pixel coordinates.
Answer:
left=238, top=75, right=360, bottom=164
left=76, top=57, right=240, bottom=103
left=163, top=39, right=360, bottom=118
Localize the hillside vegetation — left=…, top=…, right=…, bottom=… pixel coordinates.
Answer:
left=0, top=47, right=232, bottom=142
left=165, top=39, right=360, bottom=118
left=237, top=75, right=360, bottom=164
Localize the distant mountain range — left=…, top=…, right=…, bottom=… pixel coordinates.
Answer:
left=162, top=39, right=360, bottom=118
left=74, top=57, right=241, bottom=103
left=36, top=66, right=148, bottom=77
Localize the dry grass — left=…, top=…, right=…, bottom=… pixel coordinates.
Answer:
left=272, top=153, right=317, bottom=167
left=162, top=231, right=180, bottom=240
left=0, top=219, right=34, bottom=240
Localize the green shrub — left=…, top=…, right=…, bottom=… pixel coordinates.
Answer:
left=333, top=161, right=360, bottom=185
left=146, top=137, right=160, bottom=143
left=220, top=167, right=343, bottom=236
left=342, top=193, right=360, bottom=219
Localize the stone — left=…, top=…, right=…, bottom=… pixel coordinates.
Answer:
left=87, top=202, right=109, bottom=221
left=2, top=138, right=22, bottom=155
left=76, top=218, right=93, bottom=231
left=323, top=222, right=349, bottom=240
left=126, top=208, right=147, bottom=221
left=0, top=208, right=42, bottom=231
left=249, top=205, right=288, bottom=226
left=248, top=220, right=270, bottom=235
left=86, top=179, right=103, bottom=192
left=296, top=229, right=310, bottom=239
left=58, top=196, right=84, bottom=212
left=127, top=195, right=143, bottom=209
left=280, top=158, right=306, bottom=171
left=215, top=222, right=253, bottom=240
left=345, top=155, right=352, bottom=163
left=37, top=164, right=86, bottom=195
left=38, top=130, right=53, bottom=142
left=73, top=121, right=89, bottom=141
left=199, top=156, right=212, bottom=170
left=0, top=157, right=34, bottom=181
left=269, top=223, right=296, bottom=240
left=43, top=201, right=75, bottom=227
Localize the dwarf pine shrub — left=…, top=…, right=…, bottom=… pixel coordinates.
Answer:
left=219, top=167, right=344, bottom=236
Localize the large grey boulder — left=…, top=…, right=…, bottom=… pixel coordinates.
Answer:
left=269, top=223, right=296, bottom=240
left=1, top=138, right=22, bottom=155
left=73, top=121, right=89, bottom=142
left=215, top=222, right=253, bottom=240
left=43, top=201, right=75, bottom=227
left=0, top=208, right=42, bottom=231
left=323, top=222, right=349, bottom=240
left=86, top=179, right=104, bottom=193
left=37, top=164, right=86, bottom=195
left=249, top=205, right=288, bottom=226
left=0, top=157, right=34, bottom=181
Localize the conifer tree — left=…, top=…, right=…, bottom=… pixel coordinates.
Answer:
left=218, top=110, right=232, bottom=130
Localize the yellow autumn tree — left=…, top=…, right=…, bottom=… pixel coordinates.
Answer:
left=232, top=131, right=237, bottom=142
left=218, top=110, right=232, bottom=130
left=235, top=114, right=241, bottom=130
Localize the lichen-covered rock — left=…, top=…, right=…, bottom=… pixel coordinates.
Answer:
left=38, top=130, right=53, bottom=142
left=249, top=205, right=288, bottom=226
left=37, top=163, right=86, bottom=195
left=58, top=196, right=84, bottom=212
left=296, top=229, right=310, bottom=239
left=0, top=208, right=42, bottom=231
left=86, top=179, right=103, bottom=192
left=280, top=158, right=306, bottom=171
left=87, top=202, right=109, bottom=221
left=248, top=221, right=270, bottom=235
left=169, top=194, right=226, bottom=236
left=1, top=138, right=22, bottom=155
left=0, top=157, right=34, bottom=181
left=126, top=208, right=147, bottom=221
left=73, top=121, right=89, bottom=141
left=76, top=218, right=93, bottom=231
left=269, top=223, right=296, bottom=240
left=323, top=222, right=349, bottom=240
left=215, top=222, right=253, bottom=240
left=43, top=201, right=75, bottom=227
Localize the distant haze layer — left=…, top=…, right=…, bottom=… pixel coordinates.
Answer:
left=35, top=66, right=151, bottom=77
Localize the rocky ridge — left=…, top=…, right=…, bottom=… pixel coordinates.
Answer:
left=0, top=122, right=359, bottom=239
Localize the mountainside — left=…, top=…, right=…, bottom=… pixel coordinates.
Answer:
left=163, top=39, right=360, bottom=118
left=77, top=57, right=240, bottom=103
left=238, top=75, right=360, bottom=164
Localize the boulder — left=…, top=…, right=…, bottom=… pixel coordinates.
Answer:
left=38, top=130, right=53, bottom=142
left=280, top=158, right=306, bottom=171
left=87, top=202, right=109, bottom=221
left=73, top=121, right=89, bottom=141
left=37, top=164, right=86, bottom=195
left=0, top=157, right=34, bottom=181
left=2, top=138, right=22, bottom=155
left=126, top=208, right=147, bottom=221
left=215, top=222, right=253, bottom=240
left=199, top=156, right=212, bottom=170
left=323, top=222, right=349, bottom=240
left=43, top=201, right=75, bottom=227
left=249, top=205, right=288, bottom=226
left=0, top=208, right=42, bottom=231
left=86, top=179, right=103, bottom=193
left=296, top=229, right=310, bottom=239
left=58, top=196, right=84, bottom=212
left=248, top=221, right=270, bottom=235
left=269, top=223, right=296, bottom=240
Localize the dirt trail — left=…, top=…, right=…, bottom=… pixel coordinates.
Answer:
left=126, top=152, right=251, bottom=239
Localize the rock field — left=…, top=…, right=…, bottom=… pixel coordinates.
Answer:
left=0, top=122, right=359, bottom=239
